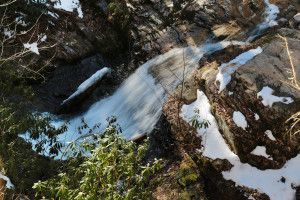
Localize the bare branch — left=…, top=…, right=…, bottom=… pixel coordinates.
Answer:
left=0, top=0, right=17, bottom=7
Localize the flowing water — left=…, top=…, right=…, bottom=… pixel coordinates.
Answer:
left=57, top=42, right=245, bottom=143
left=21, top=0, right=279, bottom=155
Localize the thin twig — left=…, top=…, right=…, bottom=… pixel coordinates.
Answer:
left=177, top=49, right=186, bottom=131
left=278, top=34, right=300, bottom=90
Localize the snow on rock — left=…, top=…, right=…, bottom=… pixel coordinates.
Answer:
left=233, top=111, right=248, bottom=130
left=23, top=42, right=40, bottom=55
left=181, top=90, right=236, bottom=160
left=54, top=0, right=84, bottom=18
left=48, top=11, right=59, bottom=19
left=265, top=130, right=276, bottom=141
left=195, top=0, right=209, bottom=7
left=15, top=16, right=27, bottom=27
left=40, top=35, right=47, bottom=42
left=0, top=173, right=13, bottom=189
left=254, top=113, right=260, bottom=121
left=3, top=28, right=14, bottom=38
left=181, top=90, right=300, bottom=200
left=257, top=86, right=294, bottom=107
left=216, top=47, right=263, bottom=93
left=250, top=146, right=272, bottom=159
left=294, top=13, right=300, bottom=23
left=62, top=67, right=111, bottom=104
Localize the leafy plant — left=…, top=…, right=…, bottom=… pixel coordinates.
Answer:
left=190, top=108, right=211, bottom=129
left=33, top=120, right=162, bottom=200
left=0, top=67, right=64, bottom=197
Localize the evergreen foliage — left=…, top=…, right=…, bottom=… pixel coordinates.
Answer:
left=34, top=120, right=162, bottom=200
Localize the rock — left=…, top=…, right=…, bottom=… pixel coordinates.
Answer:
left=296, top=186, right=300, bottom=200
left=177, top=154, right=199, bottom=187
left=211, top=159, right=233, bottom=172
left=195, top=28, right=300, bottom=169
left=34, top=54, right=112, bottom=114
left=290, top=13, right=300, bottom=29
left=55, top=31, right=94, bottom=62
left=58, top=67, right=111, bottom=114
left=294, top=13, right=300, bottom=22
left=278, top=18, right=288, bottom=26
left=212, top=21, right=242, bottom=40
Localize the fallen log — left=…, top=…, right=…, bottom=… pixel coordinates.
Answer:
left=58, top=67, right=111, bottom=114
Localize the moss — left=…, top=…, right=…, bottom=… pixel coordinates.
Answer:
left=177, top=154, right=199, bottom=187
left=178, top=190, right=191, bottom=200
left=107, top=1, right=131, bottom=31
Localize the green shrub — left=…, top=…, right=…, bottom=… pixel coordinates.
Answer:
left=0, top=66, right=64, bottom=197
left=33, top=122, right=162, bottom=200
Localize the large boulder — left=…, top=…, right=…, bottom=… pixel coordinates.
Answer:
left=128, top=0, right=269, bottom=60
left=194, top=28, right=300, bottom=169
left=161, top=28, right=300, bottom=200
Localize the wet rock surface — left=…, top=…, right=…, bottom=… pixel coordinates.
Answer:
left=33, top=54, right=113, bottom=114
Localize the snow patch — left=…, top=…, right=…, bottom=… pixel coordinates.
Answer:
left=257, top=86, right=294, bottom=107
left=195, top=0, right=209, bottom=7
left=62, top=67, right=111, bottom=104
left=254, top=113, right=260, bottom=120
left=15, top=16, right=27, bottom=27
left=233, top=111, right=248, bottom=130
left=265, top=130, right=276, bottom=141
left=181, top=90, right=300, bottom=200
left=216, top=47, right=263, bottom=93
left=126, top=3, right=135, bottom=9
left=181, top=90, right=236, bottom=159
left=23, top=42, right=39, bottom=55
left=3, top=28, right=14, bottom=39
left=54, top=0, right=83, bottom=18
left=40, top=35, right=47, bottom=42
left=251, top=146, right=272, bottom=159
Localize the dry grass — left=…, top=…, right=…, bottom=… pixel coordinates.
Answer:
left=278, top=35, right=300, bottom=140
left=286, top=112, right=300, bottom=137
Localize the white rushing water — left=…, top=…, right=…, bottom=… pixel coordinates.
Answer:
left=52, top=41, right=246, bottom=144
left=247, top=0, right=279, bottom=41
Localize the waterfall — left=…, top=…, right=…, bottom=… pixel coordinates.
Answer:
left=56, top=41, right=244, bottom=144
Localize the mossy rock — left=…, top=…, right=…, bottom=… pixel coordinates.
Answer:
left=177, top=154, right=199, bottom=187
left=177, top=190, right=191, bottom=200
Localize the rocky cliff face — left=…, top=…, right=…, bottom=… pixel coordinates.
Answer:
left=162, top=20, right=300, bottom=200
